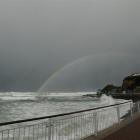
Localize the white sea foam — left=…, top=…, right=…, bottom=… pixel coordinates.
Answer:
left=0, top=92, right=37, bottom=101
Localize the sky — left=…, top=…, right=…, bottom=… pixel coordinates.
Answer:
left=0, top=0, right=140, bottom=92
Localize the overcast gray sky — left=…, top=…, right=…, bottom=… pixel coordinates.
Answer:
left=0, top=0, right=140, bottom=92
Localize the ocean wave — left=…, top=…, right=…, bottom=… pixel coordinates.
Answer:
left=0, top=92, right=37, bottom=102
left=0, top=92, right=97, bottom=102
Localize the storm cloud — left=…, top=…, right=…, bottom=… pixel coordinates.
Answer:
left=0, top=0, right=140, bottom=91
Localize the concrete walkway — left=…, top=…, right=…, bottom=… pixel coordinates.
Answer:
left=102, top=116, right=140, bottom=140
left=84, top=114, right=140, bottom=140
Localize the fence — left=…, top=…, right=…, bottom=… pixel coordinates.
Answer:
left=0, top=100, right=138, bottom=140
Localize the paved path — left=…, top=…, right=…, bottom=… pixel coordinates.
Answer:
left=102, top=117, right=140, bottom=140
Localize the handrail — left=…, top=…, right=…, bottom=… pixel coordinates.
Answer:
left=0, top=100, right=131, bottom=126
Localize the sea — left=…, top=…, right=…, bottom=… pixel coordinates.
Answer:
left=0, top=92, right=131, bottom=140
left=0, top=92, right=126, bottom=123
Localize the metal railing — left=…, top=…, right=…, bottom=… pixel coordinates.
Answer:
left=0, top=100, right=138, bottom=140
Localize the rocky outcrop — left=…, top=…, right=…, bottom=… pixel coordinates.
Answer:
left=101, top=73, right=140, bottom=94
left=122, top=73, right=140, bottom=92
left=101, top=84, right=122, bottom=94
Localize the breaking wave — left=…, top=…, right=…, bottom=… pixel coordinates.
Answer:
left=0, top=92, right=37, bottom=102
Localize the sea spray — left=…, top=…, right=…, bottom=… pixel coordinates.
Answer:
left=99, top=94, right=116, bottom=106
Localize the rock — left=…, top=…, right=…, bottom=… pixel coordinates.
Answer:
left=101, top=84, right=122, bottom=94
left=122, top=73, right=140, bottom=92
left=101, top=73, right=140, bottom=94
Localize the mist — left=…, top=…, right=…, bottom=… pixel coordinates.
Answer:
left=0, top=0, right=140, bottom=91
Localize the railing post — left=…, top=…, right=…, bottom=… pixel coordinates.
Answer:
left=138, top=101, right=140, bottom=112
left=117, top=105, right=120, bottom=124
left=130, top=102, right=133, bottom=119
left=94, top=112, right=98, bottom=136
left=48, top=118, right=52, bottom=140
